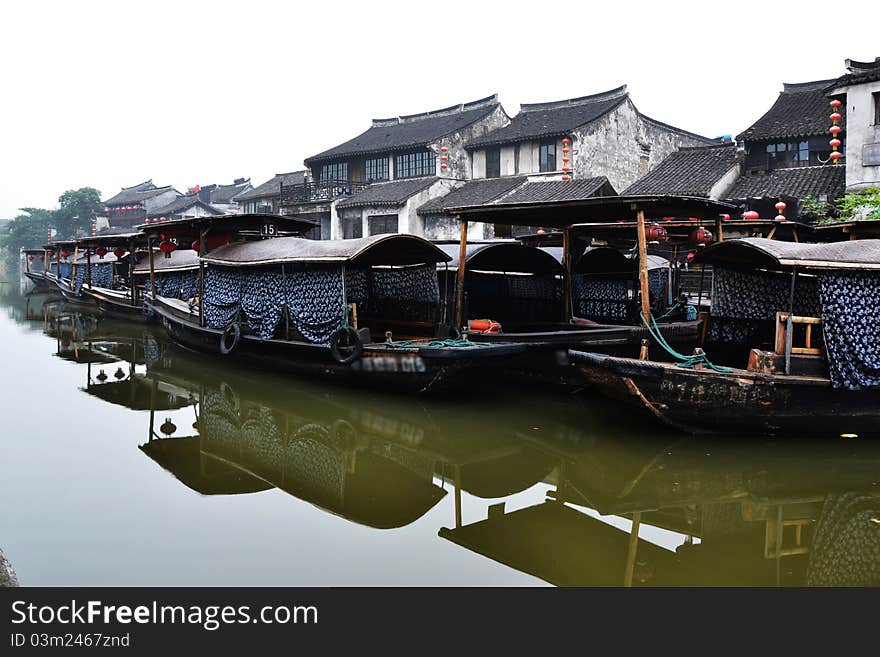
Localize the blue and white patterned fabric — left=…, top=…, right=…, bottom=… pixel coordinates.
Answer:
left=572, top=275, right=629, bottom=321
left=507, top=275, right=561, bottom=301
left=204, top=267, right=244, bottom=329
left=92, top=263, right=114, bottom=289
left=151, top=271, right=199, bottom=301
left=818, top=271, right=880, bottom=390
left=240, top=269, right=285, bottom=341
left=283, top=267, right=349, bottom=345
left=649, top=269, right=667, bottom=309
left=59, top=262, right=72, bottom=281
left=370, top=265, right=438, bottom=303
left=712, top=267, right=819, bottom=320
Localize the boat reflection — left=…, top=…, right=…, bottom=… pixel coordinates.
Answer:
left=54, top=308, right=880, bottom=586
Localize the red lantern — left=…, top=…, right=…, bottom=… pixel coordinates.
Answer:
left=191, top=240, right=200, bottom=253
left=39, top=255, right=45, bottom=262
left=829, top=138, right=842, bottom=148
left=46, top=250, right=54, bottom=258
left=686, top=251, right=695, bottom=262
left=645, top=224, right=668, bottom=243
left=440, top=164, right=448, bottom=170
left=829, top=112, right=842, bottom=122
left=688, top=217, right=700, bottom=222
left=159, top=240, right=177, bottom=258
left=160, top=418, right=177, bottom=436
left=775, top=215, right=786, bottom=222
left=561, top=175, right=570, bottom=181
left=95, top=247, right=108, bottom=258
left=113, top=247, right=126, bottom=259
left=562, top=137, right=570, bottom=145
left=689, top=227, right=713, bottom=247
left=28, top=255, right=34, bottom=262
left=661, top=216, right=675, bottom=222
left=830, top=151, right=843, bottom=161
left=830, top=99, right=842, bottom=109
left=721, top=214, right=730, bottom=221
left=743, top=210, right=760, bottom=221
left=536, top=229, right=546, bottom=235
left=829, top=125, right=842, bottom=135
left=440, top=146, right=448, bottom=153
left=61, top=250, right=71, bottom=258
left=775, top=201, right=786, bottom=213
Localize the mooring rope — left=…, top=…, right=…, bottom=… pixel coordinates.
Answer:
left=640, top=311, right=733, bottom=373
left=385, top=337, right=488, bottom=349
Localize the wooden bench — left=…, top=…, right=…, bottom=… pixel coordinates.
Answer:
left=747, top=312, right=825, bottom=376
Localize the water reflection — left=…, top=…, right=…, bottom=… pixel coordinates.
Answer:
left=4, top=290, right=880, bottom=586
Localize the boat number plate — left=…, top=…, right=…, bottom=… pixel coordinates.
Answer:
left=352, top=354, right=427, bottom=373
left=261, top=223, right=277, bottom=237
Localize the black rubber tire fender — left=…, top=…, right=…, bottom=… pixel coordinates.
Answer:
left=220, top=323, right=241, bottom=355
left=329, top=326, right=363, bottom=364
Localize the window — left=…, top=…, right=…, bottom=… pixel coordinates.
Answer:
left=395, top=150, right=436, bottom=179
left=365, top=157, right=389, bottom=182
left=320, top=162, right=348, bottom=182
left=874, top=92, right=880, bottom=125
left=485, top=148, right=501, bottom=178
left=765, top=141, right=809, bottom=168
left=342, top=214, right=362, bottom=239
left=539, top=141, right=557, bottom=172
left=368, top=214, right=398, bottom=235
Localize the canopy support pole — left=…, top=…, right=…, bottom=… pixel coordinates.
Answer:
left=71, top=245, right=79, bottom=289
left=147, top=237, right=156, bottom=300
left=785, top=268, right=798, bottom=375
left=454, top=217, right=468, bottom=331
left=86, top=247, right=92, bottom=289
left=562, top=226, right=572, bottom=322
left=128, top=237, right=136, bottom=306
left=199, top=228, right=207, bottom=327
left=715, top=216, right=724, bottom=243
left=636, top=210, right=651, bottom=360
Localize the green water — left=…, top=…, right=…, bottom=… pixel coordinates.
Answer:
left=1, top=287, right=878, bottom=586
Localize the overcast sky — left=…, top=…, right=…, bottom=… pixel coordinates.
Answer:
left=0, top=0, right=876, bottom=218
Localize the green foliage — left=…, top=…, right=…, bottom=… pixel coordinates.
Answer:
left=0, top=208, right=53, bottom=271
left=798, top=194, right=831, bottom=222
left=834, top=186, right=880, bottom=222
left=53, top=187, right=103, bottom=238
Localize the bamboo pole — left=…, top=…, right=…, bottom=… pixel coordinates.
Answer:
left=129, top=237, right=136, bottom=306
left=148, top=237, right=156, bottom=300
left=715, top=217, right=724, bottom=243
left=562, top=226, right=572, bottom=322
left=199, top=228, right=207, bottom=327
left=454, top=218, right=468, bottom=331
left=636, top=210, right=651, bottom=360
left=86, top=247, right=92, bottom=289
left=71, top=245, right=79, bottom=289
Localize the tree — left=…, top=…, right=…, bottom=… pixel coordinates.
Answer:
left=0, top=208, right=53, bottom=269
left=53, top=187, right=103, bottom=238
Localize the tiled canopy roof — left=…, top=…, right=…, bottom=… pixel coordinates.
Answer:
left=623, top=144, right=738, bottom=197
left=467, top=87, right=628, bottom=149
left=147, top=195, right=223, bottom=218
left=417, top=177, right=527, bottom=215
left=235, top=171, right=306, bottom=201
left=737, top=80, right=843, bottom=142
left=305, top=96, right=500, bottom=165
left=103, top=180, right=177, bottom=206
left=725, top=165, right=846, bottom=200
left=336, top=177, right=438, bottom=209
left=207, top=180, right=251, bottom=204
left=492, top=177, right=616, bottom=205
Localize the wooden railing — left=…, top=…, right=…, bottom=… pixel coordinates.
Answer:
left=279, top=179, right=369, bottom=205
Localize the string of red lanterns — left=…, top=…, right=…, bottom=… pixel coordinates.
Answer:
left=829, top=99, right=843, bottom=164
left=561, top=138, right=571, bottom=181
left=439, top=146, right=449, bottom=172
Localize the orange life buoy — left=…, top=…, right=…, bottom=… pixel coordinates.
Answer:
left=467, top=319, right=502, bottom=334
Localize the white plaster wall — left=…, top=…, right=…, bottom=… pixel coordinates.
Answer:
left=840, top=81, right=880, bottom=190
left=500, top=146, right=516, bottom=176
left=472, top=150, right=486, bottom=178
left=432, top=105, right=510, bottom=181
left=708, top=164, right=742, bottom=200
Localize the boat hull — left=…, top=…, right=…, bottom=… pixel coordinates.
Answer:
left=148, top=298, right=528, bottom=394
left=81, top=286, right=152, bottom=323
left=569, top=350, right=880, bottom=436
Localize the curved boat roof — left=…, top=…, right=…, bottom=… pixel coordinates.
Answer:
left=132, top=248, right=201, bottom=274
left=436, top=241, right=564, bottom=274
left=78, top=232, right=145, bottom=247
left=202, top=234, right=452, bottom=267
left=136, top=213, right=317, bottom=236
left=575, top=246, right=668, bottom=274
left=74, top=252, right=121, bottom=265
left=695, top=237, right=880, bottom=271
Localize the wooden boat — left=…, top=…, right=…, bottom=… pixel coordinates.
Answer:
left=139, top=220, right=526, bottom=393
left=73, top=232, right=152, bottom=322
left=20, top=248, right=55, bottom=292
left=570, top=238, right=880, bottom=436
left=42, top=239, right=80, bottom=297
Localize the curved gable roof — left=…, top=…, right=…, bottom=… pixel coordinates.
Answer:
left=737, top=80, right=842, bottom=142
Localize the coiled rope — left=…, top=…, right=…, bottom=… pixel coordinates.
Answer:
left=640, top=311, right=733, bottom=373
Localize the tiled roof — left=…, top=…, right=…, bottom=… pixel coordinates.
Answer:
left=467, top=87, right=628, bottom=149
left=336, top=177, right=438, bottom=209
left=235, top=171, right=306, bottom=201
left=737, top=80, right=843, bottom=142
left=147, top=195, right=223, bottom=218
left=103, top=180, right=177, bottom=206
left=491, top=176, right=616, bottom=205
left=623, top=144, right=738, bottom=196
left=305, top=96, right=500, bottom=164
left=827, top=57, right=880, bottom=89
left=206, top=180, right=251, bottom=204
left=417, top=177, right=527, bottom=215
left=725, top=165, right=846, bottom=200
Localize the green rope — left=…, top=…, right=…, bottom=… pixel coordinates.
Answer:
left=384, top=337, right=487, bottom=349
left=656, top=298, right=697, bottom=321
left=640, top=311, right=733, bottom=373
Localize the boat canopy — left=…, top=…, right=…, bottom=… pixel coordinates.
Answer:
left=201, top=234, right=452, bottom=268
left=695, top=238, right=880, bottom=271
left=449, top=195, right=738, bottom=228
left=436, top=241, right=563, bottom=275
left=74, top=251, right=121, bottom=265
left=77, top=232, right=145, bottom=247
left=133, top=248, right=201, bottom=274
left=44, top=240, right=78, bottom=249
left=136, top=213, right=317, bottom=237
left=574, top=247, right=668, bottom=275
